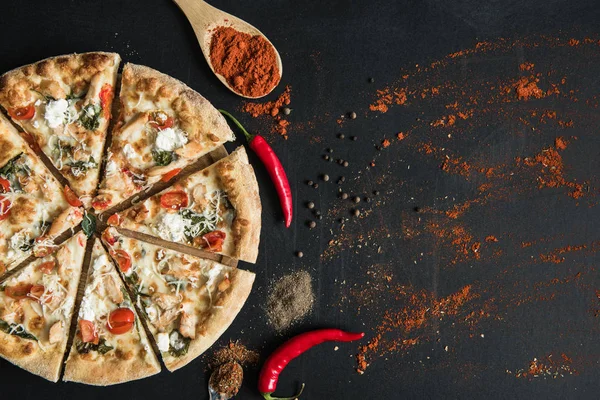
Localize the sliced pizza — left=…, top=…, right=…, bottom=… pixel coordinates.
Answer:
left=0, top=112, right=83, bottom=276
left=0, top=231, right=86, bottom=382
left=0, top=52, right=121, bottom=206
left=108, top=147, right=260, bottom=263
left=63, top=239, right=160, bottom=385
left=92, top=62, right=234, bottom=212
left=101, top=227, right=255, bottom=372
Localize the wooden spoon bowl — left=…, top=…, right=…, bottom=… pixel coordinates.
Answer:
left=173, top=0, right=283, bottom=99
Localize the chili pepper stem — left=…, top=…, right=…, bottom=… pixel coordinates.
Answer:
left=262, top=383, right=305, bottom=400
left=219, top=109, right=254, bottom=142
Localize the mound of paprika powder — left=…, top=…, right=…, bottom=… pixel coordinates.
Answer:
left=209, top=26, right=281, bottom=97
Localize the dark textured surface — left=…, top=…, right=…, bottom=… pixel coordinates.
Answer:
left=1, top=1, right=600, bottom=399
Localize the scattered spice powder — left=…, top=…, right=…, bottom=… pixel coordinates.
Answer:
left=208, top=361, right=244, bottom=397
left=266, top=270, right=315, bottom=331
left=207, top=340, right=260, bottom=370
left=242, top=86, right=292, bottom=137
left=508, top=353, right=577, bottom=379
left=209, top=26, right=280, bottom=97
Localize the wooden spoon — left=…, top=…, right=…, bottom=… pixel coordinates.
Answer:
left=173, top=0, right=283, bottom=99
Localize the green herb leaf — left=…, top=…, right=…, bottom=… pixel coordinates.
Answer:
left=82, top=212, right=96, bottom=238
left=76, top=337, right=114, bottom=354
left=30, top=89, right=56, bottom=102
left=179, top=208, right=210, bottom=241
left=0, top=153, right=24, bottom=178
left=67, top=156, right=97, bottom=177
left=168, top=330, right=191, bottom=357
left=79, top=104, right=102, bottom=131
left=0, top=320, right=38, bottom=341
left=152, top=149, right=174, bottom=166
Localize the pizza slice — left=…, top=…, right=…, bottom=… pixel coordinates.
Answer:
left=107, top=147, right=260, bottom=263
left=0, top=231, right=86, bottom=382
left=101, top=227, right=255, bottom=371
left=63, top=239, right=160, bottom=385
left=0, top=112, right=83, bottom=276
left=0, top=52, right=121, bottom=206
left=92, top=63, right=234, bottom=212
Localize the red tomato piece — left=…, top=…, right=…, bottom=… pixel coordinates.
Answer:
left=63, top=185, right=83, bottom=207
left=161, top=168, right=182, bottom=183
left=0, top=196, right=11, bottom=221
left=0, top=177, right=10, bottom=193
left=101, top=229, right=118, bottom=246
left=33, top=235, right=56, bottom=258
left=149, top=112, right=174, bottom=130
left=8, top=104, right=35, bottom=120
left=99, top=83, right=114, bottom=119
left=37, top=260, right=56, bottom=274
left=107, top=308, right=135, bottom=335
left=110, top=250, right=132, bottom=273
left=201, top=230, right=226, bottom=252
left=160, top=190, right=188, bottom=210
left=5, top=284, right=33, bottom=300
left=28, top=284, right=47, bottom=302
left=79, top=320, right=99, bottom=344
left=107, top=213, right=121, bottom=226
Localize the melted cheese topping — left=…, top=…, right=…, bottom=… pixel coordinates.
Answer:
left=44, top=99, right=78, bottom=128
left=155, top=128, right=188, bottom=151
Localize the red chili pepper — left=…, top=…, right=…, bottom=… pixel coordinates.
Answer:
left=258, top=329, right=365, bottom=399
left=219, top=110, right=293, bottom=228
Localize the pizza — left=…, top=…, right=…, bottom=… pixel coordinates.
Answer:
left=0, top=55, right=261, bottom=385
left=63, top=239, right=160, bottom=385
left=92, top=63, right=235, bottom=213
left=100, top=227, right=255, bottom=371
left=0, top=52, right=120, bottom=206
left=108, top=146, right=261, bottom=263
left=0, top=112, right=83, bottom=276
left=0, top=231, right=86, bottom=382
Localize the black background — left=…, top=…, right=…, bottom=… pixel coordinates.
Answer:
left=2, top=1, right=600, bottom=399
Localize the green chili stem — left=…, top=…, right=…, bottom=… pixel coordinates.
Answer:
left=219, top=109, right=254, bottom=142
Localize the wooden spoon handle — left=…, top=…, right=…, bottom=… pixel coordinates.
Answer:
left=172, top=0, right=218, bottom=49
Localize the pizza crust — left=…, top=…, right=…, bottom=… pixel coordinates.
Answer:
left=0, top=332, right=64, bottom=382
left=63, top=350, right=161, bottom=386
left=163, top=268, right=255, bottom=372
left=213, top=147, right=262, bottom=263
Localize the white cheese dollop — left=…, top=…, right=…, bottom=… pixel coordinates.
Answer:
left=44, top=99, right=77, bottom=128
left=155, top=128, right=188, bottom=152
left=79, top=290, right=96, bottom=321
left=205, top=265, right=223, bottom=289
left=157, top=332, right=170, bottom=352
left=156, top=213, right=187, bottom=242
left=122, top=143, right=137, bottom=160
left=92, top=254, right=110, bottom=273
left=105, top=160, right=118, bottom=176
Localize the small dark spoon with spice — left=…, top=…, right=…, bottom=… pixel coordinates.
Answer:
left=209, top=361, right=244, bottom=400
left=173, top=0, right=283, bottom=98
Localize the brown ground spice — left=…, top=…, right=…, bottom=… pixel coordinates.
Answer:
left=209, top=26, right=280, bottom=97
left=208, top=341, right=260, bottom=370
left=209, top=361, right=243, bottom=397
left=266, top=270, right=315, bottom=331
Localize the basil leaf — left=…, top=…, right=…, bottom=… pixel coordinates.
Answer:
left=152, top=150, right=174, bottom=166
left=30, top=89, right=56, bottom=102
left=79, top=104, right=102, bottom=131
left=0, top=320, right=38, bottom=341
left=19, top=239, right=35, bottom=252
left=76, top=338, right=114, bottom=354
left=67, top=156, right=97, bottom=177
left=179, top=208, right=210, bottom=241
left=82, top=212, right=96, bottom=238
left=0, top=153, right=24, bottom=178
left=168, top=330, right=191, bottom=357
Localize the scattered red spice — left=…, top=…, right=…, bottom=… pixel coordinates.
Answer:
left=242, top=86, right=291, bottom=138
left=509, top=353, right=577, bottom=379
left=514, top=77, right=545, bottom=100
left=485, top=235, right=498, bottom=243
left=397, top=132, right=406, bottom=140
left=381, top=139, right=391, bottom=148
left=519, top=62, right=535, bottom=71
left=209, top=26, right=280, bottom=98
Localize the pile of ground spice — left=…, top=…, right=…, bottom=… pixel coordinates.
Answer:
left=209, top=26, right=280, bottom=98
left=242, top=85, right=291, bottom=137
left=266, top=270, right=315, bottom=331
left=207, top=341, right=260, bottom=370
left=208, top=361, right=243, bottom=397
